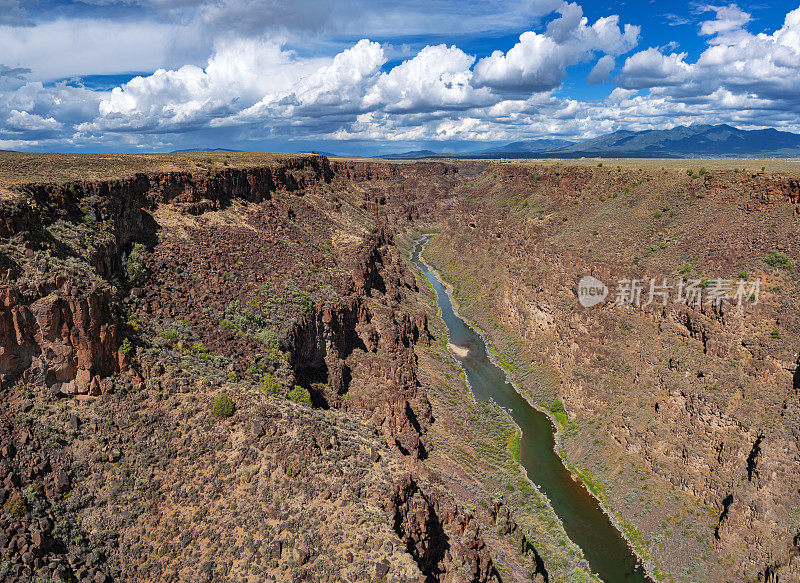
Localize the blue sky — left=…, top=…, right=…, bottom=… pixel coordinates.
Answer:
left=1, top=0, right=799, bottom=154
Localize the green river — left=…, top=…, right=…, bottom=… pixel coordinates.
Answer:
left=413, top=237, right=651, bottom=583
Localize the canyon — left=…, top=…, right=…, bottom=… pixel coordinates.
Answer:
left=0, top=152, right=798, bottom=583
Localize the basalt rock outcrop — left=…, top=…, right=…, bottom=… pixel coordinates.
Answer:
left=1, top=285, right=121, bottom=392
left=282, top=228, right=433, bottom=457
left=388, top=474, right=496, bottom=582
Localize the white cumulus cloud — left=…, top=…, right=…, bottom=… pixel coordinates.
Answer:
left=700, top=3, right=751, bottom=37
left=91, top=39, right=328, bottom=132
left=472, top=2, right=639, bottom=94
left=6, top=110, right=62, bottom=131
left=617, top=5, right=800, bottom=105
left=617, top=49, right=691, bottom=89
left=587, top=54, right=615, bottom=85
left=363, top=45, right=491, bottom=112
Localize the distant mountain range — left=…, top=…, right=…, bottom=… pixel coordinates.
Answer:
left=477, top=138, right=575, bottom=155
left=380, top=149, right=440, bottom=159
left=171, top=147, right=243, bottom=153
left=372, top=125, right=800, bottom=159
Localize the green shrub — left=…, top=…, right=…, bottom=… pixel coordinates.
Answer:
left=507, top=431, right=520, bottom=462
left=125, top=243, right=148, bottom=285
left=572, top=466, right=607, bottom=502
left=247, top=357, right=268, bottom=376
left=22, top=485, right=39, bottom=505
left=212, top=392, right=235, bottom=418
left=653, top=210, right=662, bottom=218
left=259, top=372, right=281, bottom=395
left=160, top=328, right=178, bottom=342
left=764, top=251, right=792, bottom=270
left=3, top=492, right=25, bottom=516
left=698, top=167, right=707, bottom=176
left=223, top=301, right=282, bottom=350
left=287, top=385, right=312, bottom=407
left=126, top=314, right=142, bottom=332
left=254, top=328, right=281, bottom=351
left=550, top=398, right=565, bottom=414
left=771, top=328, right=781, bottom=339
left=292, top=292, right=314, bottom=314
left=192, top=342, right=209, bottom=357
left=119, top=338, right=134, bottom=357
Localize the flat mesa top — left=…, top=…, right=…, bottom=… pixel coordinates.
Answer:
left=0, top=152, right=320, bottom=190
left=1, top=152, right=799, bottom=197
left=504, top=157, right=800, bottom=173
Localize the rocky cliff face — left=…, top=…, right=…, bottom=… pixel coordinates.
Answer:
left=387, top=474, right=495, bottom=582
left=1, top=285, right=121, bottom=392
left=0, top=156, right=334, bottom=392
left=282, top=227, right=433, bottom=457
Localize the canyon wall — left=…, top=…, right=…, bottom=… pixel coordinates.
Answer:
left=424, top=161, right=800, bottom=583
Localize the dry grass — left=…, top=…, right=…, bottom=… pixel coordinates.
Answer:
left=505, top=157, right=800, bottom=173
left=334, top=157, right=800, bottom=174
left=0, top=151, right=317, bottom=187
